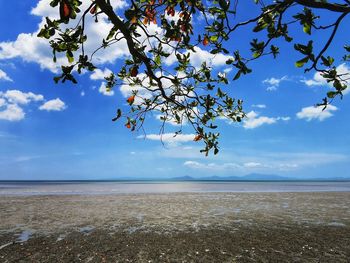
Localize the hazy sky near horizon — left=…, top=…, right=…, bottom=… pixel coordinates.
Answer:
left=0, top=0, right=349, bottom=180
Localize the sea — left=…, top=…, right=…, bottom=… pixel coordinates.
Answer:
left=1, top=180, right=350, bottom=196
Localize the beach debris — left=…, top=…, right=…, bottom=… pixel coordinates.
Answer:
left=302, top=244, right=313, bottom=250
left=328, top=222, right=346, bottom=227
left=0, top=242, right=14, bottom=250
left=79, top=226, right=95, bottom=235
left=56, top=234, right=66, bottom=241
left=1, top=230, right=33, bottom=250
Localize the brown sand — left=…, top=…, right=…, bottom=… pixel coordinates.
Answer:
left=0, top=192, right=349, bottom=262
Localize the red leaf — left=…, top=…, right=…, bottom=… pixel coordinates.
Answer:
left=127, top=95, right=135, bottom=105
left=130, top=67, right=138, bottom=77
left=90, top=5, right=97, bottom=14
left=63, top=2, right=70, bottom=17
left=193, top=134, right=202, bottom=141
left=203, top=36, right=209, bottom=46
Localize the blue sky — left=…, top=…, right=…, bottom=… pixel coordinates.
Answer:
left=0, top=0, right=349, bottom=180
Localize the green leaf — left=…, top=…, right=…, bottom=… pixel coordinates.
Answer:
left=66, top=50, right=74, bottom=63
left=154, top=55, right=161, bottom=66
left=327, top=91, right=338, bottom=98
left=321, top=56, right=334, bottom=67
left=210, top=35, right=218, bottom=42
left=253, top=52, right=261, bottom=58
left=303, top=23, right=311, bottom=35
left=295, top=56, right=309, bottom=68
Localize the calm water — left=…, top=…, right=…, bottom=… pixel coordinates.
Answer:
left=1, top=181, right=350, bottom=195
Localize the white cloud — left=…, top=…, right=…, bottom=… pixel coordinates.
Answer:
left=0, top=0, right=231, bottom=98
left=182, top=150, right=347, bottom=173
left=0, top=29, right=61, bottom=72
left=3, top=90, right=43, bottom=104
left=30, top=0, right=58, bottom=18
left=0, top=98, right=6, bottom=107
left=280, top=117, right=291, bottom=121
left=0, top=69, right=12, bottom=82
left=14, top=155, right=41, bottom=163
left=0, top=1, right=129, bottom=72
left=196, top=12, right=216, bottom=22
left=296, top=105, right=337, bottom=121
left=90, top=68, right=112, bottom=80
left=1, top=0, right=225, bottom=75
left=165, top=46, right=232, bottom=69
left=184, top=161, right=240, bottom=170
left=223, top=67, right=233, bottom=74
left=138, top=133, right=196, bottom=144
left=164, top=10, right=190, bottom=23
left=252, top=104, right=266, bottom=109
left=0, top=104, right=25, bottom=121
left=243, top=111, right=289, bottom=129
left=243, top=162, right=263, bottom=168
left=183, top=160, right=292, bottom=172
left=31, top=0, right=127, bottom=17
left=118, top=72, right=191, bottom=106
left=263, top=75, right=288, bottom=91
left=0, top=90, right=40, bottom=121
left=266, top=86, right=277, bottom=91
left=0, top=89, right=65, bottom=121
left=39, top=98, right=66, bottom=111
left=119, top=73, right=154, bottom=101
left=80, top=91, right=85, bottom=97
left=301, top=63, right=350, bottom=95
left=155, top=106, right=198, bottom=126
left=263, top=76, right=287, bottom=86
left=99, top=82, right=114, bottom=96
left=156, top=114, right=182, bottom=126
left=244, top=111, right=276, bottom=129
left=301, top=73, right=325, bottom=87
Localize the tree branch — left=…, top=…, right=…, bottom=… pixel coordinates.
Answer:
left=294, top=0, right=350, bottom=13
left=95, top=0, right=182, bottom=107
left=305, top=11, right=348, bottom=72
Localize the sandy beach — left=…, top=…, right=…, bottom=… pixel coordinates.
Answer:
left=0, top=192, right=350, bottom=262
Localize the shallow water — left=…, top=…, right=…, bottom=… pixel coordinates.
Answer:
left=16, top=230, right=32, bottom=242
left=0, top=181, right=350, bottom=196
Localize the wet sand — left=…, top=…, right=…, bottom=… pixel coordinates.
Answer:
left=0, top=192, right=349, bottom=262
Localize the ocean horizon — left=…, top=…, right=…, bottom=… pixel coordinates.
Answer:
left=1, top=180, right=350, bottom=196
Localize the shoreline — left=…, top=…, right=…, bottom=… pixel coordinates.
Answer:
left=1, top=192, right=349, bottom=262
left=1, top=190, right=350, bottom=197
left=1, top=181, right=350, bottom=196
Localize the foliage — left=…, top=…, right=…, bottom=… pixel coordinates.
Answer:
left=38, top=0, right=350, bottom=155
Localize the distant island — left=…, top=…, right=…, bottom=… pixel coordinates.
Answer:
left=171, top=173, right=291, bottom=181
left=170, top=173, right=350, bottom=181
left=1, top=173, right=350, bottom=182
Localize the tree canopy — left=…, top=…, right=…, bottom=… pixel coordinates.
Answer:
left=38, top=0, right=350, bottom=155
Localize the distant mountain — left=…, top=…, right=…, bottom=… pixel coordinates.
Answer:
left=170, top=173, right=292, bottom=181
left=171, top=175, right=194, bottom=181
